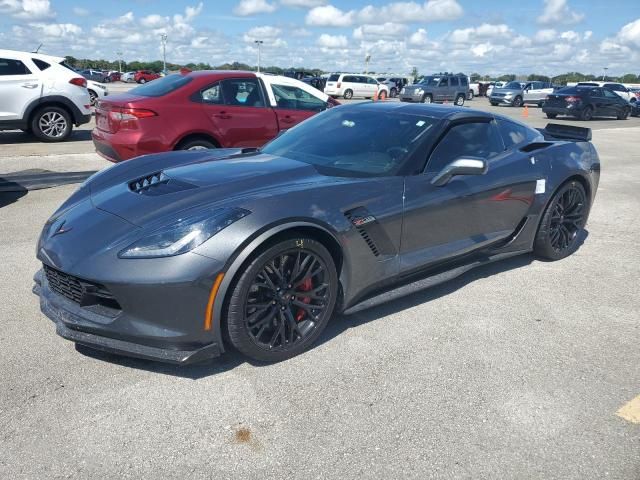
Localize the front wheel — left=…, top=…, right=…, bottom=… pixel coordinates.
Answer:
left=617, top=107, right=630, bottom=120
left=422, top=94, right=433, bottom=104
left=546, top=112, right=557, bottom=119
left=534, top=180, right=589, bottom=261
left=343, top=89, right=353, bottom=100
left=88, top=90, right=98, bottom=106
left=512, top=96, right=523, bottom=107
left=378, top=90, right=387, bottom=100
left=467, top=90, right=474, bottom=100
left=490, top=101, right=498, bottom=106
left=226, top=237, right=338, bottom=362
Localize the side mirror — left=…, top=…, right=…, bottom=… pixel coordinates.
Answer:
left=431, top=157, right=488, bottom=186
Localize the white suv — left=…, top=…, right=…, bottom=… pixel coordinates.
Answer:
left=0, top=49, right=92, bottom=142
left=324, top=73, right=390, bottom=100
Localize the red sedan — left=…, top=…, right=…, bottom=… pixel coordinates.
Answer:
left=92, top=70, right=338, bottom=162
left=134, top=70, right=161, bottom=84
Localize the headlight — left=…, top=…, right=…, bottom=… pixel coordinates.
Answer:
left=415, top=88, right=424, bottom=94
left=119, top=207, right=250, bottom=259
left=505, top=92, right=513, bottom=97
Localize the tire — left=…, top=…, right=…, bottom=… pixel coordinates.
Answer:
left=176, top=138, right=216, bottom=151
left=378, top=90, right=387, bottom=100
left=88, top=90, right=98, bottom=106
left=546, top=113, right=557, bottom=119
left=422, top=94, right=433, bottom=104
left=455, top=94, right=465, bottom=106
left=490, top=101, right=498, bottom=106
left=139, top=78, right=147, bottom=84
left=512, top=96, right=523, bottom=107
left=534, top=180, right=589, bottom=261
left=343, top=89, right=353, bottom=100
left=617, top=107, right=630, bottom=120
left=467, top=90, right=474, bottom=100
left=538, top=101, right=544, bottom=108
left=390, top=88, right=397, bottom=98
left=31, top=106, right=72, bottom=142
left=226, top=236, right=338, bottom=362
left=580, top=106, right=593, bottom=121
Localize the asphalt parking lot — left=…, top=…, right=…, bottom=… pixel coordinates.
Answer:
left=1, top=95, right=639, bottom=479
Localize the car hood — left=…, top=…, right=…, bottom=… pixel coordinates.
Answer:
left=89, top=151, right=339, bottom=227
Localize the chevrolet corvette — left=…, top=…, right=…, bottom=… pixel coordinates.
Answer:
left=34, top=103, right=600, bottom=364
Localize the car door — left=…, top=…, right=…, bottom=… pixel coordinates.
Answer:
left=400, top=119, right=539, bottom=272
left=269, top=82, right=327, bottom=129
left=523, top=82, right=537, bottom=102
left=0, top=57, right=41, bottom=122
left=602, top=88, right=624, bottom=116
left=434, top=77, right=449, bottom=102
left=198, top=77, right=279, bottom=148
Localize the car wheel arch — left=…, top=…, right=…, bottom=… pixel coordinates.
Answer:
left=211, top=221, right=346, bottom=352
left=25, top=97, right=77, bottom=127
left=535, top=173, right=592, bottom=236
left=174, top=133, right=221, bottom=150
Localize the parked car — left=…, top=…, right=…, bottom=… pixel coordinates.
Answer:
left=80, top=68, right=110, bottom=83
left=0, top=49, right=91, bottom=141
left=489, top=81, right=554, bottom=107
left=485, top=81, right=506, bottom=98
left=630, top=97, right=640, bottom=117
left=134, top=70, right=161, bottom=84
left=376, top=76, right=409, bottom=97
left=92, top=71, right=339, bottom=162
left=107, top=71, right=121, bottom=82
left=468, top=81, right=480, bottom=99
left=323, top=73, right=390, bottom=100
left=576, top=82, right=634, bottom=102
left=86, top=79, right=109, bottom=106
left=399, top=73, right=468, bottom=106
left=543, top=85, right=631, bottom=120
left=629, top=87, right=640, bottom=100
left=36, top=102, right=601, bottom=364
left=121, top=71, right=136, bottom=83
left=301, top=76, right=326, bottom=92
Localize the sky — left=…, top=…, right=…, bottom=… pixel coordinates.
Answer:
left=1, top=0, right=639, bottom=76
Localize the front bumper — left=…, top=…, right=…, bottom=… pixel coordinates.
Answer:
left=399, top=92, right=423, bottom=102
left=34, top=266, right=223, bottom=365
left=489, top=96, right=514, bottom=105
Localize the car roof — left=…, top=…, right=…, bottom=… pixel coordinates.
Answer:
left=340, top=102, right=494, bottom=121
left=0, top=48, right=65, bottom=63
left=184, top=70, right=257, bottom=79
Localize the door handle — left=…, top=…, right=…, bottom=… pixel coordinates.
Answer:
left=21, top=83, right=39, bottom=89
left=213, top=111, right=231, bottom=119
left=280, top=115, right=295, bottom=124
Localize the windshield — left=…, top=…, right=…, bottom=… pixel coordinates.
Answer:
left=418, top=76, right=439, bottom=86
left=261, top=108, right=438, bottom=177
left=504, top=81, right=522, bottom=89
left=128, top=74, right=192, bottom=97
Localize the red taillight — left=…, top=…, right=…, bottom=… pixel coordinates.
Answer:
left=120, top=108, right=157, bottom=119
left=107, top=107, right=157, bottom=130
left=69, top=77, right=87, bottom=88
left=565, top=96, right=580, bottom=103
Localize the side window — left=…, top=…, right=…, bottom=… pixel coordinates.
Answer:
left=450, top=77, right=459, bottom=87
left=496, top=119, right=535, bottom=150
left=200, top=83, right=222, bottom=104
left=438, top=78, right=449, bottom=87
left=343, top=76, right=355, bottom=83
left=460, top=77, right=468, bottom=86
left=590, top=88, right=602, bottom=97
left=0, top=58, right=32, bottom=75
left=603, top=89, right=618, bottom=99
left=367, top=77, right=377, bottom=84
left=427, top=122, right=502, bottom=173
left=32, top=59, right=50, bottom=71
left=271, top=84, right=326, bottom=111
left=220, top=78, right=265, bottom=107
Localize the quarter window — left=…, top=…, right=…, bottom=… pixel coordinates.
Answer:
left=32, top=59, right=50, bottom=71
left=0, top=58, right=31, bottom=75
left=496, top=119, right=536, bottom=149
left=201, top=83, right=222, bottom=104
left=272, top=84, right=326, bottom=111
left=427, top=122, right=502, bottom=173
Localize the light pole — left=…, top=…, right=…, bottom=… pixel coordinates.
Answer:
left=254, top=40, right=264, bottom=72
left=364, top=54, right=371, bottom=74
left=160, top=34, right=168, bottom=73
left=602, top=67, right=608, bottom=81
left=116, top=51, right=123, bottom=73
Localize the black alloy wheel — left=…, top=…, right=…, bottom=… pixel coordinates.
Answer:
left=226, top=237, right=337, bottom=362
left=534, top=181, right=588, bottom=260
left=512, top=96, right=523, bottom=107
left=617, top=107, right=630, bottom=120
left=580, top=106, right=594, bottom=121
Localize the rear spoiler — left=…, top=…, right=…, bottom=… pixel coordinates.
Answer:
left=539, top=123, right=592, bottom=142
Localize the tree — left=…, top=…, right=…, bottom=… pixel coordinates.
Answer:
left=410, top=67, right=419, bottom=82
left=527, top=74, right=551, bottom=82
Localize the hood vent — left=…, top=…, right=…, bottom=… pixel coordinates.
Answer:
left=128, top=172, right=197, bottom=196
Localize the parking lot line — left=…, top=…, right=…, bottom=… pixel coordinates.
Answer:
left=616, top=395, right=640, bottom=424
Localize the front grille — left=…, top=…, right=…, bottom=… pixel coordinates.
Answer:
left=44, top=265, right=84, bottom=303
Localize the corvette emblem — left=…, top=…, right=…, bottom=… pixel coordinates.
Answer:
left=51, top=220, right=72, bottom=237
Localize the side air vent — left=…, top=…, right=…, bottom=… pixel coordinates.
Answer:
left=345, top=208, right=381, bottom=257
left=128, top=172, right=197, bottom=196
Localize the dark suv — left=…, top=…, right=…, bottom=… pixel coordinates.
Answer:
left=400, top=73, right=469, bottom=105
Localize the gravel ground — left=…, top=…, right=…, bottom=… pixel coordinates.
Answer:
left=0, top=104, right=638, bottom=479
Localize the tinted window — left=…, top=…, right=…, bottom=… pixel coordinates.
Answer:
left=450, top=77, right=459, bottom=87
left=272, top=84, right=325, bottom=111
left=367, top=77, right=377, bottom=84
left=0, top=58, right=31, bottom=75
left=328, top=74, right=340, bottom=81
left=220, top=78, right=264, bottom=107
left=496, top=119, right=537, bottom=149
left=343, top=76, right=356, bottom=83
left=200, top=83, right=222, bottom=104
left=262, top=109, right=438, bottom=177
left=32, top=59, right=50, bottom=71
left=129, top=74, right=192, bottom=97
left=427, top=122, right=502, bottom=173
left=418, top=76, right=439, bottom=86
left=460, top=77, right=468, bottom=86
left=603, top=89, right=619, bottom=99
left=505, top=81, right=522, bottom=89
left=605, top=83, right=625, bottom=92
left=438, top=78, right=448, bottom=87
left=589, top=88, right=603, bottom=97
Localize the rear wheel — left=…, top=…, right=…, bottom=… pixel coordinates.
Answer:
left=490, top=101, right=498, bottom=106
left=343, top=89, right=353, bottom=100
left=176, top=138, right=216, bottom=151
left=226, top=237, right=338, bottom=362
left=139, top=78, right=147, bottom=84
left=455, top=94, right=465, bottom=106
left=580, top=106, right=593, bottom=121
left=31, top=106, right=72, bottom=142
left=617, top=107, right=630, bottom=120
left=534, top=180, right=588, bottom=261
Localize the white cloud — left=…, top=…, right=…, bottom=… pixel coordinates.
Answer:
left=538, top=0, right=584, bottom=25
left=0, top=0, right=55, bottom=20
left=317, top=33, right=348, bottom=48
left=409, top=28, right=428, bottom=45
left=306, top=5, right=354, bottom=27
left=280, top=0, right=326, bottom=7
left=291, top=27, right=312, bottom=37
left=357, top=0, right=462, bottom=24
left=616, top=18, right=640, bottom=48
left=233, top=0, right=277, bottom=16
left=534, top=29, right=557, bottom=43
left=449, top=24, right=512, bottom=44
left=353, top=23, right=407, bottom=40
left=72, top=7, right=89, bottom=17
left=243, top=25, right=282, bottom=42
left=141, top=14, right=169, bottom=29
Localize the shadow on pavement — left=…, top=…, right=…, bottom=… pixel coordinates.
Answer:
left=0, top=129, right=92, bottom=145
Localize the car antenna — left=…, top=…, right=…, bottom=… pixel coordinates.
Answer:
left=33, top=43, right=43, bottom=53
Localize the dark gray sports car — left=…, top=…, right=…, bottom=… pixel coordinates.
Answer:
left=34, top=103, right=600, bottom=364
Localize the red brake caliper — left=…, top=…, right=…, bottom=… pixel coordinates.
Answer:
left=295, top=277, right=312, bottom=322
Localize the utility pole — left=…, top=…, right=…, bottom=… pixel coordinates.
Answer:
left=602, top=67, right=608, bottom=81
left=116, top=51, right=123, bottom=73
left=160, top=34, right=168, bottom=73
left=254, top=40, right=264, bottom=72
left=364, top=54, right=371, bottom=74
